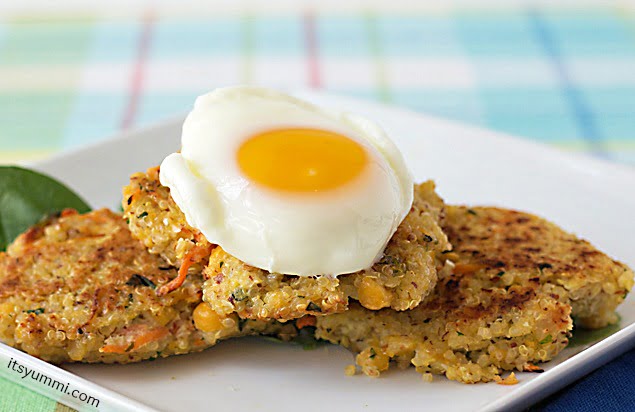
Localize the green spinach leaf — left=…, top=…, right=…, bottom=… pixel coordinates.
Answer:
left=0, top=166, right=91, bottom=250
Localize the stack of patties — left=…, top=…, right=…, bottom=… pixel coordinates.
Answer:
left=123, top=86, right=447, bottom=327
left=316, top=205, right=633, bottom=382
left=118, top=86, right=633, bottom=383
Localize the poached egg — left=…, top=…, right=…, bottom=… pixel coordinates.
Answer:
left=160, top=86, right=413, bottom=276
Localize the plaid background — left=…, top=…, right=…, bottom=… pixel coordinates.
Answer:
left=1, top=6, right=635, bottom=164
left=1, top=2, right=635, bottom=411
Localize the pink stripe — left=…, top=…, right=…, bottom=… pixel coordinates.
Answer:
left=121, top=12, right=154, bottom=130
left=304, top=12, right=321, bottom=88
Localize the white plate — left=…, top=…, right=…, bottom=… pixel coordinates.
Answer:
left=1, top=91, right=634, bottom=412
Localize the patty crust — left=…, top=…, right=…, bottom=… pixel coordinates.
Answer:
left=442, top=206, right=634, bottom=329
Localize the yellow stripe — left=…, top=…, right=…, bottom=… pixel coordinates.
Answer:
left=54, top=402, right=77, bottom=412
left=0, top=150, right=55, bottom=164
left=365, top=12, right=390, bottom=103
left=0, top=66, right=85, bottom=92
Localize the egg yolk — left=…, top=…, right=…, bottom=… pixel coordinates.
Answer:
left=237, top=128, right=368, bottom=192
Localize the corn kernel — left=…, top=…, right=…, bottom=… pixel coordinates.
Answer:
left=357, top=347, right=390, bottom=375
left=193, top=303, right=226, bottom=332
left=358, top=277, right=392, bottom=310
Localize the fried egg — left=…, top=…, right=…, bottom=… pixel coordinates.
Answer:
left=160, top=86, right=413, bottom=276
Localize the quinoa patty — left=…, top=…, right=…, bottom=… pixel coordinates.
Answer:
left=0, top=209, right=294, bottom=364
left=442, top=206, right=634, bottom=329
left=315, top=205, right=633, bottom=383
left=123, top=168, right=450, bottom=320
left=316, top=280, right=572, bottom=383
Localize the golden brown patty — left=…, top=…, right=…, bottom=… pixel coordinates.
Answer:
left=316, top=277, right=572, bottom=383
left=0, top=209, right=293, bottom=364
left=123, top=168, right=450, bottom=320
left=442, top=206, right=634, bottom=328
left=315, top=205, right=633, bottom=383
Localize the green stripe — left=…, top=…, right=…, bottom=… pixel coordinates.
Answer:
left=0, top=93, right=77, bottom=150
left=0, top=18, right=96, bottom=150
left=365, top=12, right=390, bottom=103
left=0, top=377, right=57, bottom=412
left=0, top=17, right=96, bottom=64
left=241, top=14, right=254, bottom=84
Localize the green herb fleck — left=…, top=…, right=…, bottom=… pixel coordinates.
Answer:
left=125, top=293, right=134, bottom=309
left=379, top=255, right=400, bottom=266
left=539, top=334, right=552, bottom=345
left=422, top=234, right=433, bottom=242
left=369, top=348, right=377, bottom=359
left=231, top=289, right=247, bottom=302
left=497, top=271, right=505, bottom=277
left=237, top=318, right=248, bottom=332
left=136, top=211, right=148, bottom=219
left=306, top=302, right=322, bottom=312
left=457, top=331, right=464, bottom=336
left=219, top=261, right=224, bottom=268
left=126, top=274, right=156, bottom=289
left=467, top=209, right=477, bottom=216
left=25, top=308, right=44, bottom=315
left=294, top=326, right=323, bottom=350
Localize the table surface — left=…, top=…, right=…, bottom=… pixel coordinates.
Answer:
left=0, top=2, right=634, bottom=411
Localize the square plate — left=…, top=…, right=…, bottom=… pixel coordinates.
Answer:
left=1, top=91, right=634, bottom=412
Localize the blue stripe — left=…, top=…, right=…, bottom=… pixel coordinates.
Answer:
left=527, top=10, right=606, bottom=157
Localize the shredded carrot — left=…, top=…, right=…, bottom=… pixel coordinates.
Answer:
left=60, top=208, right=78, bottom=217
left=132, top=327, right=169, bottom=349
left=296, top=316, right=317, bottom=329
left=524, top=364, right=544, bottom=373
left=99, top=343, right=130, bottom=354
left=99, top=326, right=169, bottom=354
left=157, top=244, right=212, bottom=296
left=193, top=338, right=207, bottom=347
left=453, top=262, right=485, bottom=275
